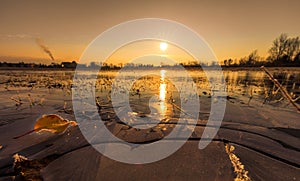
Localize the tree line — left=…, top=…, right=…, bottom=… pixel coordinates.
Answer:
left=0, top=33, right=299, bottom=69
left=222, top=33, right=300, bottom=67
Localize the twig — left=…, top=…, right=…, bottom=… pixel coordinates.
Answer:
left=28, top=94, right=34, bottom=107
left=170, top=101, right=196, bottom=118
left=10, top=97, right=22, bottom=104
left=58, top=101, right=73, bottom=114
left=261, top=66, right=300, bottom=113
left=293, top=96, right=300, bottom=102
left=247, top=88, right=253, bottom=106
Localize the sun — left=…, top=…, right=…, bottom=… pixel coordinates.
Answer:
left=160, top=42, right=168, bottom=51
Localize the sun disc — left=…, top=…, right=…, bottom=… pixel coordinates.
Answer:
left=160, top=42, right=168, bottom=51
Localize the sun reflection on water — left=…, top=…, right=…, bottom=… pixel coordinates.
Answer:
left=159, top=83, right=166, bottom=101
left=159, top=70, right=167, bottom=116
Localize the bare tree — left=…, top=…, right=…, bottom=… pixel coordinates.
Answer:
left=268, top=33, right=300, bottom=62
left=223, top=59, right=227, bottom=66
left=247, top=50, right=260, bottom=65
left=228, top=58, right=233, bottom=66
left=286, top=37, right=300, bottom=60
left=268, top=33, right=288, bottom=61
left=238, top=50, right=260, bottom=66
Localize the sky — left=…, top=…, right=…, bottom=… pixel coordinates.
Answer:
left=0, top=0, right=300, bottom=65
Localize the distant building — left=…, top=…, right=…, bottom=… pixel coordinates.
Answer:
left=61, top=61, right=77, bottom=68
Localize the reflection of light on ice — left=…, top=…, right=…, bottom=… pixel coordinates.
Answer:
left=160, top=69, right=166, bottom=79
left=159, top=70, right=167, bottom=116
left=159, top=70, right=167, bottom=101
left=159, top=101, right=167, bottom=116
left=159, top=83, right=166, bottom=101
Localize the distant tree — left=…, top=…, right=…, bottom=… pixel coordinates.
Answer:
left=238, top=50, right=260, bottom=67
left=268, top=33, right=288, bottom=61
left=228, top=58, right=233, bottom=66
left=232, top=59, right=239, bottom=66
left=186, top=61, right=199, bottom=67
left=247, top=50, right=260, bottom=66
left=239, top=57, right=247, bottom=66
left=286, top=37, right=300, bottom=60
left=268, top=33, right=300, bottom=64
left=294, top=52, right=300, bottom=64
left=223, top=59, right=227, bottom=66
left=223, top=59, right=233, bottom=67
left=118, top=63, right=123, bottom=68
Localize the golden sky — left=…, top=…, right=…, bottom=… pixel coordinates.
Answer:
left=0, top=0, right=299, bottom=64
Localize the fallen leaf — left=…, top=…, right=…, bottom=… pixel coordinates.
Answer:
left=13, top=114, right=77, bottom=139
left=33, top=114, right=77, bottom=133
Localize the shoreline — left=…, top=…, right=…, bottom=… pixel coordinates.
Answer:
left=0, top=66, right=300, bottom=71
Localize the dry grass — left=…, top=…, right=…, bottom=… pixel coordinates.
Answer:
left=13, top=153, right=58, bottom=181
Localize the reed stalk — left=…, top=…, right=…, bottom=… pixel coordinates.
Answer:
left=261, top=66, right=300, bottom=113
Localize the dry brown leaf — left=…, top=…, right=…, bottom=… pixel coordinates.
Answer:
left=13, top=114, right=77, bottom=139
left=33, top=114, right=77, bottom=133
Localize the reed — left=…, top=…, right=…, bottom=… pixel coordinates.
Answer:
left=261, top=66, right=300, bottom=112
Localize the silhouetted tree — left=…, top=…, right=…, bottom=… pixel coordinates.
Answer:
left=228, top=58, right=233, bottom=66
left=239, top=57, right=247, bottom=66
left=269, top=34, right=287, bottom=60
left=247, top=50, right=260, bottom=66
left=286, top=37, right=300, bottom=60
left=223, top=59, right=227, bottom=66
left=268, top=33, right=300, bottom=64
left=238, top=50, right=260, bottom=67
left=294, top=52, right=300, bottom=65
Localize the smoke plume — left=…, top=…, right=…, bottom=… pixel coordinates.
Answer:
left=36, top=38, right=55, bottom=61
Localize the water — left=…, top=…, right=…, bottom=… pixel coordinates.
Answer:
left=91, top=68, right=300, bottom=102
left=1, top=68, right=300, bottom=123
left=1, top=68, right=300, bottom=102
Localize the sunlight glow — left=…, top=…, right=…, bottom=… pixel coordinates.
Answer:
left=160, top=42, right=168, bottom=51
left=159, top=70, right=167, bottom=116
left=159, top=101, right=167, bottom=116
left=159, top=83, right=166, bottom=101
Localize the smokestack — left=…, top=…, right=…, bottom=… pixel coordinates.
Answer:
left=36, top=38, right=55, bottom=61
